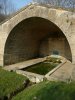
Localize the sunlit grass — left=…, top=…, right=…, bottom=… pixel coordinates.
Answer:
left=0, top=68, right=27, bottom=98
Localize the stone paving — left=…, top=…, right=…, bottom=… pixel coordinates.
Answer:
left=3, top=57, right=75, bottom=82
left=47, top=60, right=75, bottom=82
left=3, top=58, right=46, bottom=71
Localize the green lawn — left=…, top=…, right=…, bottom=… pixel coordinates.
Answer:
left=23, top=62, right=58, bottom=75
left=12, top=81, right=75, bottom=100
left=0, top=68, right=28, bottom=99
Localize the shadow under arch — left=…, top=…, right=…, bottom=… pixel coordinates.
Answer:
left=4, top=17, right=72, bottom=65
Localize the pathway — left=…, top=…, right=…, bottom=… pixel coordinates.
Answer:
left=3, top=58, right=46, bottom=71
left=47, top=60, right=75, bottom=82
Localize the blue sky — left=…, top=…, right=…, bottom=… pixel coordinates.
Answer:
left=13, top=0, right=32, bottom=10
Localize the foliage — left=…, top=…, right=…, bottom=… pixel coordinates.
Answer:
left=12, top=81, right=75, bottom=100
left=0, top=68, right=27, bottom=99
left=46, top=57, right=61, bottom=63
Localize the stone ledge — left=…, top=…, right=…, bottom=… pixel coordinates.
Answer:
left=16, top=70, right=44, bottom=83
left=45, top=59, right=66, bottom=79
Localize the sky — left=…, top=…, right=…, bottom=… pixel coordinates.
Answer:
left=13, top=0, right=32, bottom=10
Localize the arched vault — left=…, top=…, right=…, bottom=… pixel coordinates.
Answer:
left=0, top=4, right=75, bottom=66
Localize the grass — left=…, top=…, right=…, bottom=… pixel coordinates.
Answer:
left=22, top=62, right=58, bottom=75
left=12, top=81, right=75, bottom=100
left=0, top=68, right=28, bottom=99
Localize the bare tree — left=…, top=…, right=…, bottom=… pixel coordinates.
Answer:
left=32, top=0, right=75, bottom=10
left=0, top=0, right=16, bottom=23
left=0, top=0, right=16, bottom=15
left=0, top=13, right=6, bottom=22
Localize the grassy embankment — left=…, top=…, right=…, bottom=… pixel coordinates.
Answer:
left=12, top=81, right=75, bottom=100
left=0, top=68, right=29, bottom=99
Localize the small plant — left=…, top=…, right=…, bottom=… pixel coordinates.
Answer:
left=46, top=57, right=61, bottom=63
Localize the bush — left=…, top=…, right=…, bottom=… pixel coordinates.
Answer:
left=46, top=57, right=61, bottom=63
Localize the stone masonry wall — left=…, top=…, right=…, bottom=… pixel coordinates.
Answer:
left=40, top=37, right=72, bottom=61
left=0, top=4, right=75, bottom=66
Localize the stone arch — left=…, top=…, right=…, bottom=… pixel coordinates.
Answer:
left=0, top=4, right=74, bottom=66
left=4, top=16, right=72, bottom=65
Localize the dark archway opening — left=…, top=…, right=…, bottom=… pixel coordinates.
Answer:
left=4, top=17, right=72, bottom=65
